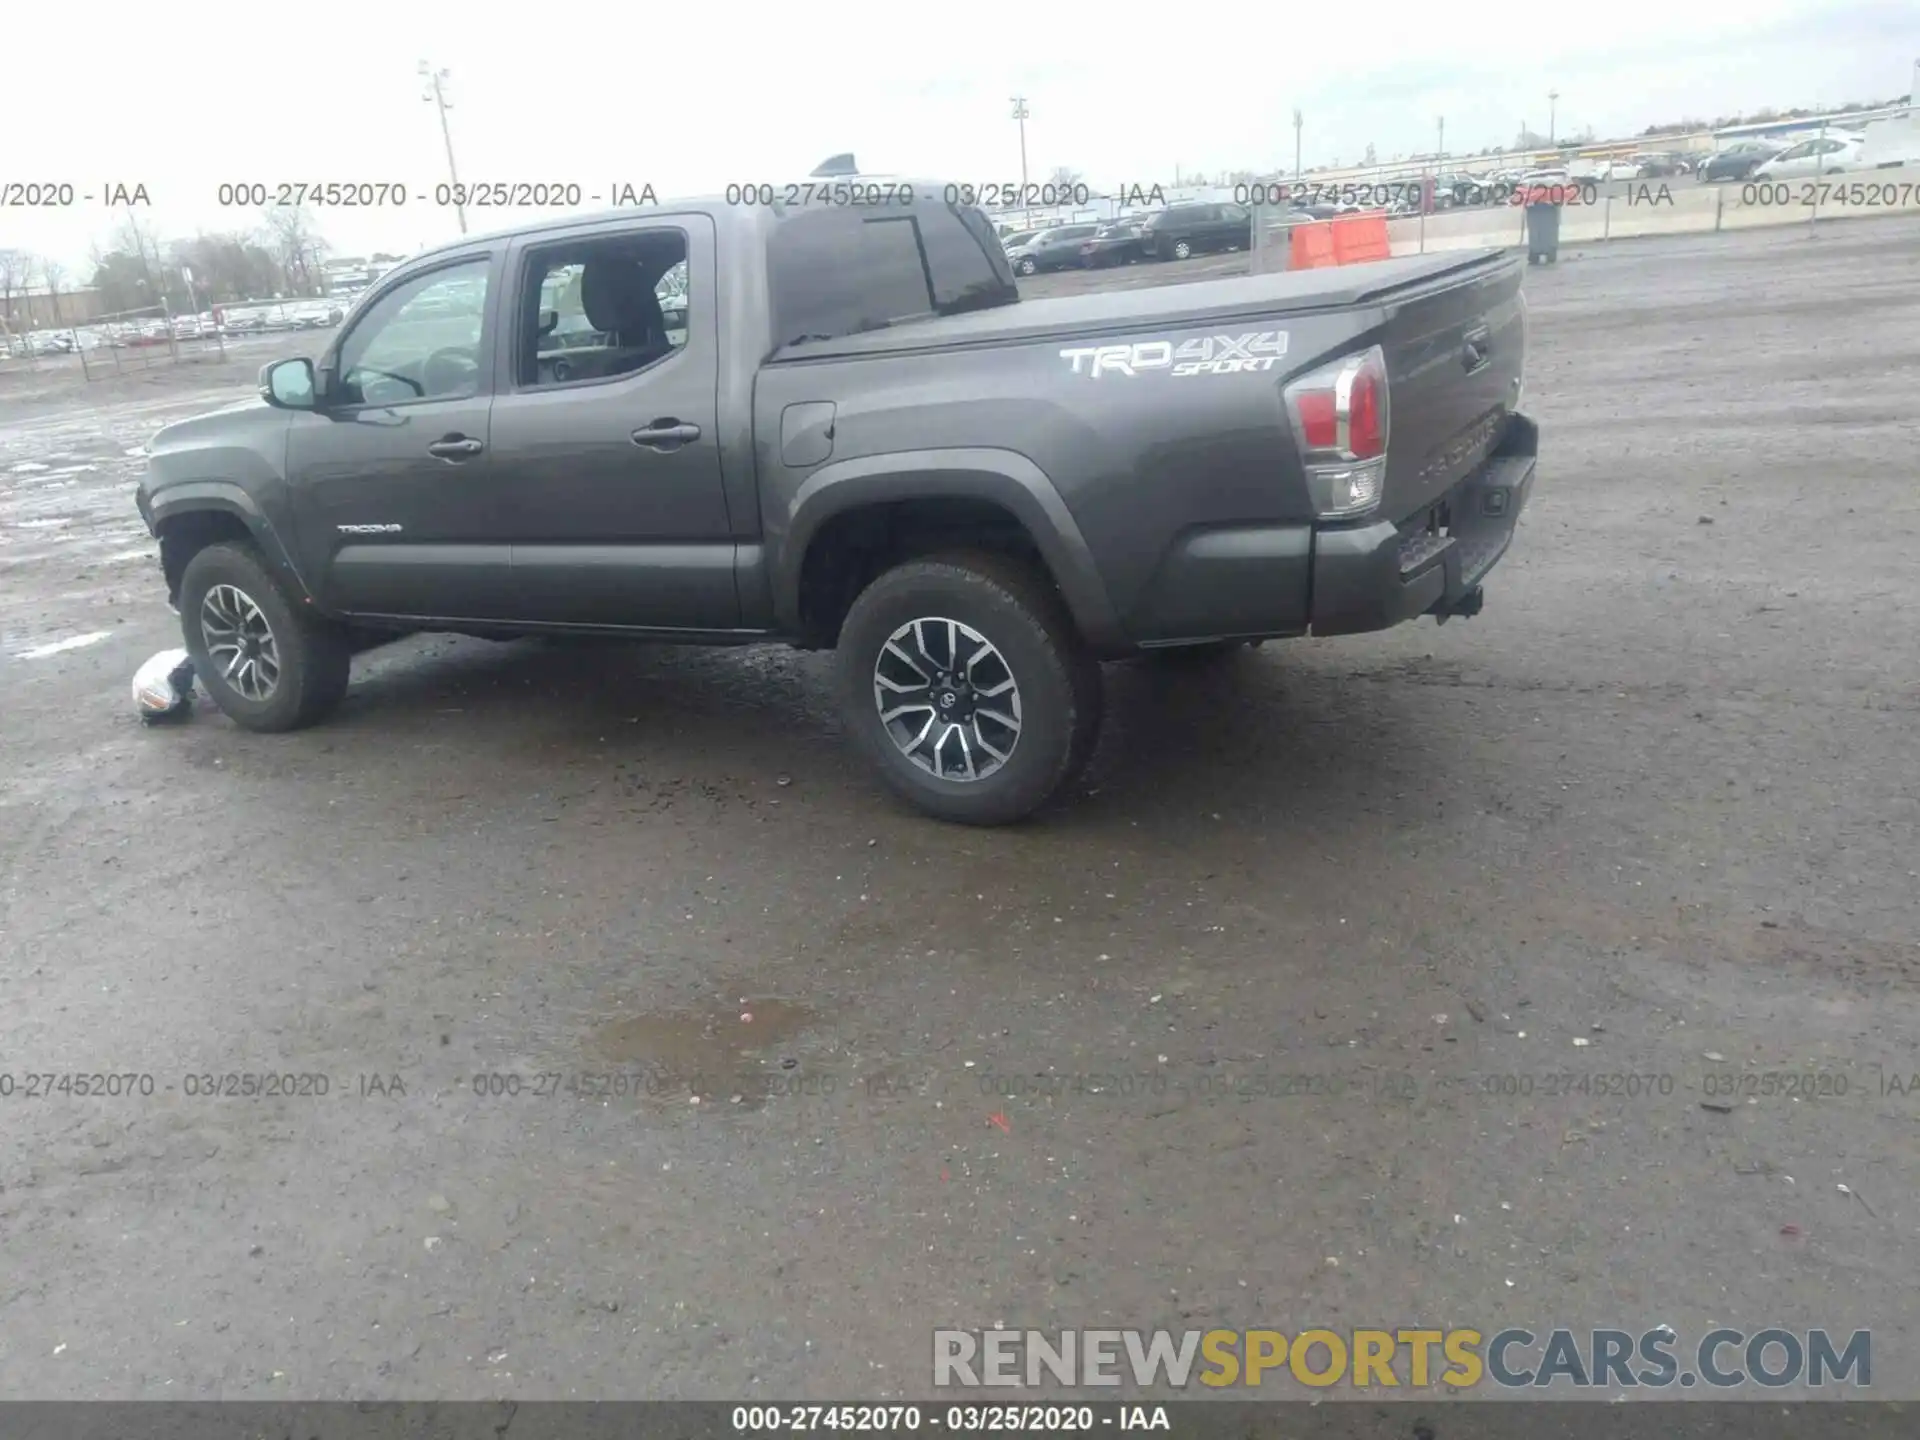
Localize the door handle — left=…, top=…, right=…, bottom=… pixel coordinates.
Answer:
left=631, top=420, right=702, bottom=451
left=427, top=436, right=485, bottom=461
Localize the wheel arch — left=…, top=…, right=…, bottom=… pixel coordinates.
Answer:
left=152, top=485, right=311, bottom=608
left=774, top=449, right=1123, bottom=654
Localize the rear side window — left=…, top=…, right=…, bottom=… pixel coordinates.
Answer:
left=926, top=204, right=1017, bottom=313
left=769, top=201, right=1016, bottom=346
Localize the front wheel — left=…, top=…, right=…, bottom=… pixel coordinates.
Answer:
left=837, top=552, right=1103, bottom=826
left=178, top=541, right=351, bottom=732
left=1017, top=256, right=1037, bottom=276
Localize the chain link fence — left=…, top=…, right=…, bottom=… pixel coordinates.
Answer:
left=0, top=296, right=347, bottom=384
left=1243, top=106, right=1920, bottom=270
left=1250, top=157, right=1920, bottom=271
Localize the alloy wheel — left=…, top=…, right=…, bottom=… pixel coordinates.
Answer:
left=199, top=583, right=281, bottom=701
left=873, top=617, right=1022, bottom=782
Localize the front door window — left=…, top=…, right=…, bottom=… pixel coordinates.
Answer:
left=335, top=260, right=491, bottom=407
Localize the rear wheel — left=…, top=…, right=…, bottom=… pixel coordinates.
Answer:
left=1171, top=238, right=1193, bottom=260
left=837, top=551, right=1102, bottom=826
left=178, top=541, right=351, bottom=732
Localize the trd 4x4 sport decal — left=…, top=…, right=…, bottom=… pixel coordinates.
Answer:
left=1059, top=331, right=1289, bottom=378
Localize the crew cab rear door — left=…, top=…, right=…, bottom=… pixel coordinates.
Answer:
left=487, top=211, right=737, bottom=631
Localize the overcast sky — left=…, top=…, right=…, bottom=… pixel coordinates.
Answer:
left=5, top=0, right=1915, bottom=272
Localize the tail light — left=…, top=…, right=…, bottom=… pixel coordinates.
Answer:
left=1283, top=344, right=1390, bottom=519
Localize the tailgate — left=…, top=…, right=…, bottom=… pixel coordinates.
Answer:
left=1376, top=255, right=1526, bottom=523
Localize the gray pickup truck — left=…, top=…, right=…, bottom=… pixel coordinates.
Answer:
left=136, top=181, right=1537, bottom=824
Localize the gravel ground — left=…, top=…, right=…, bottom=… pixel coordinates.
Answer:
left=1, top=216, right=1917, bottom=1403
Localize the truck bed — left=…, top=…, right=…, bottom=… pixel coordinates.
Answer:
left=768, top=250, right=1515, bottom=362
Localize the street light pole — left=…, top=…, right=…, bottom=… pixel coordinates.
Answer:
left=1293, top=109, right=1303, bottom=180
left=1010, top=97, right=1030, bottom=194
left=421, top=61, right=467, bottom=235
left=1548, top=90, right=1559, bottom=145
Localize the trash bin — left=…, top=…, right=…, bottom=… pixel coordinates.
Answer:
left=1525, top=196, right=1562, bottom=265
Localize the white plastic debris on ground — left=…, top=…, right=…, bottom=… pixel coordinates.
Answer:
left=132, top=648, right=197, bottom=723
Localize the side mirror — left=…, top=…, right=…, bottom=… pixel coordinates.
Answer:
left=260, top=357, right=317, bottom=410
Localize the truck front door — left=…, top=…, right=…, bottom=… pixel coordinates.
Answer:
left=285, top=251, right=520, bottom=621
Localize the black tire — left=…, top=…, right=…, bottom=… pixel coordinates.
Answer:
left=1017, top=256, right=1037, bottom=276
left=1171, top=238, right=1193, bottom=260
left=837, top=551, right=1102, bottom=826
left=178, top=541, right=351, bottom=733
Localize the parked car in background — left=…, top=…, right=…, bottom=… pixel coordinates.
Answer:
left=1858, top=116, right=1920, bottom=169
left=1077, top=220, right=1149, bottom=268
left=1596, top=156, right=1647, bottom=182
left=1005, top=223, right=1102, bottom=275
left=1138, top=202, right=1253, bottom=261
left=1516, top=167, right=1572, bottom=189
left=1634, top=152, right=1692, bottom=177
left=1752, top=133, right=1866, bottom=179
left=1698, top=141, right=1784, bottom=182
left=1434, top=174, right=1504, bottom=208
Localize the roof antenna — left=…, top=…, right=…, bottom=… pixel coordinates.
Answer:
left=810, top=153, right=858, bottom=177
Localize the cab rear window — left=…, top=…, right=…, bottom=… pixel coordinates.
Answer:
left=769, top=201, right=1017, bottom=346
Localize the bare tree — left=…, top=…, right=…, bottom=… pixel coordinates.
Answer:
left=262, top=205, right=330, bottom=296
left=1047, top=166, right=1084, bottom=191
left=0, top=249, right=34, bottom=329
left=109, top=213, right=165, bottom=302
left=38, top=257, right=67, bottom=325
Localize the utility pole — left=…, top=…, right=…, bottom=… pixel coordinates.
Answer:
left=1548, top=90, right=1560, bottom=145
left=1293, top=109, right=1304, bottom=180
left=1437, top=116, right=1445, bottom=160
left=421, top=61, right=467, bottom=235
left=1010, top=97, right=1030, bottom=194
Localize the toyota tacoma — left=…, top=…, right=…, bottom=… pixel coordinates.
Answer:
left=135, top=180, right=1537, bottom=825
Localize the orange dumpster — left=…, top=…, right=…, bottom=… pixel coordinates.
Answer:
left=1287, top=213, right=1391, bottom=270
left=1288, top=220, right=1337, bottom=269
left=1331, top=211, right=1391, bottom=264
